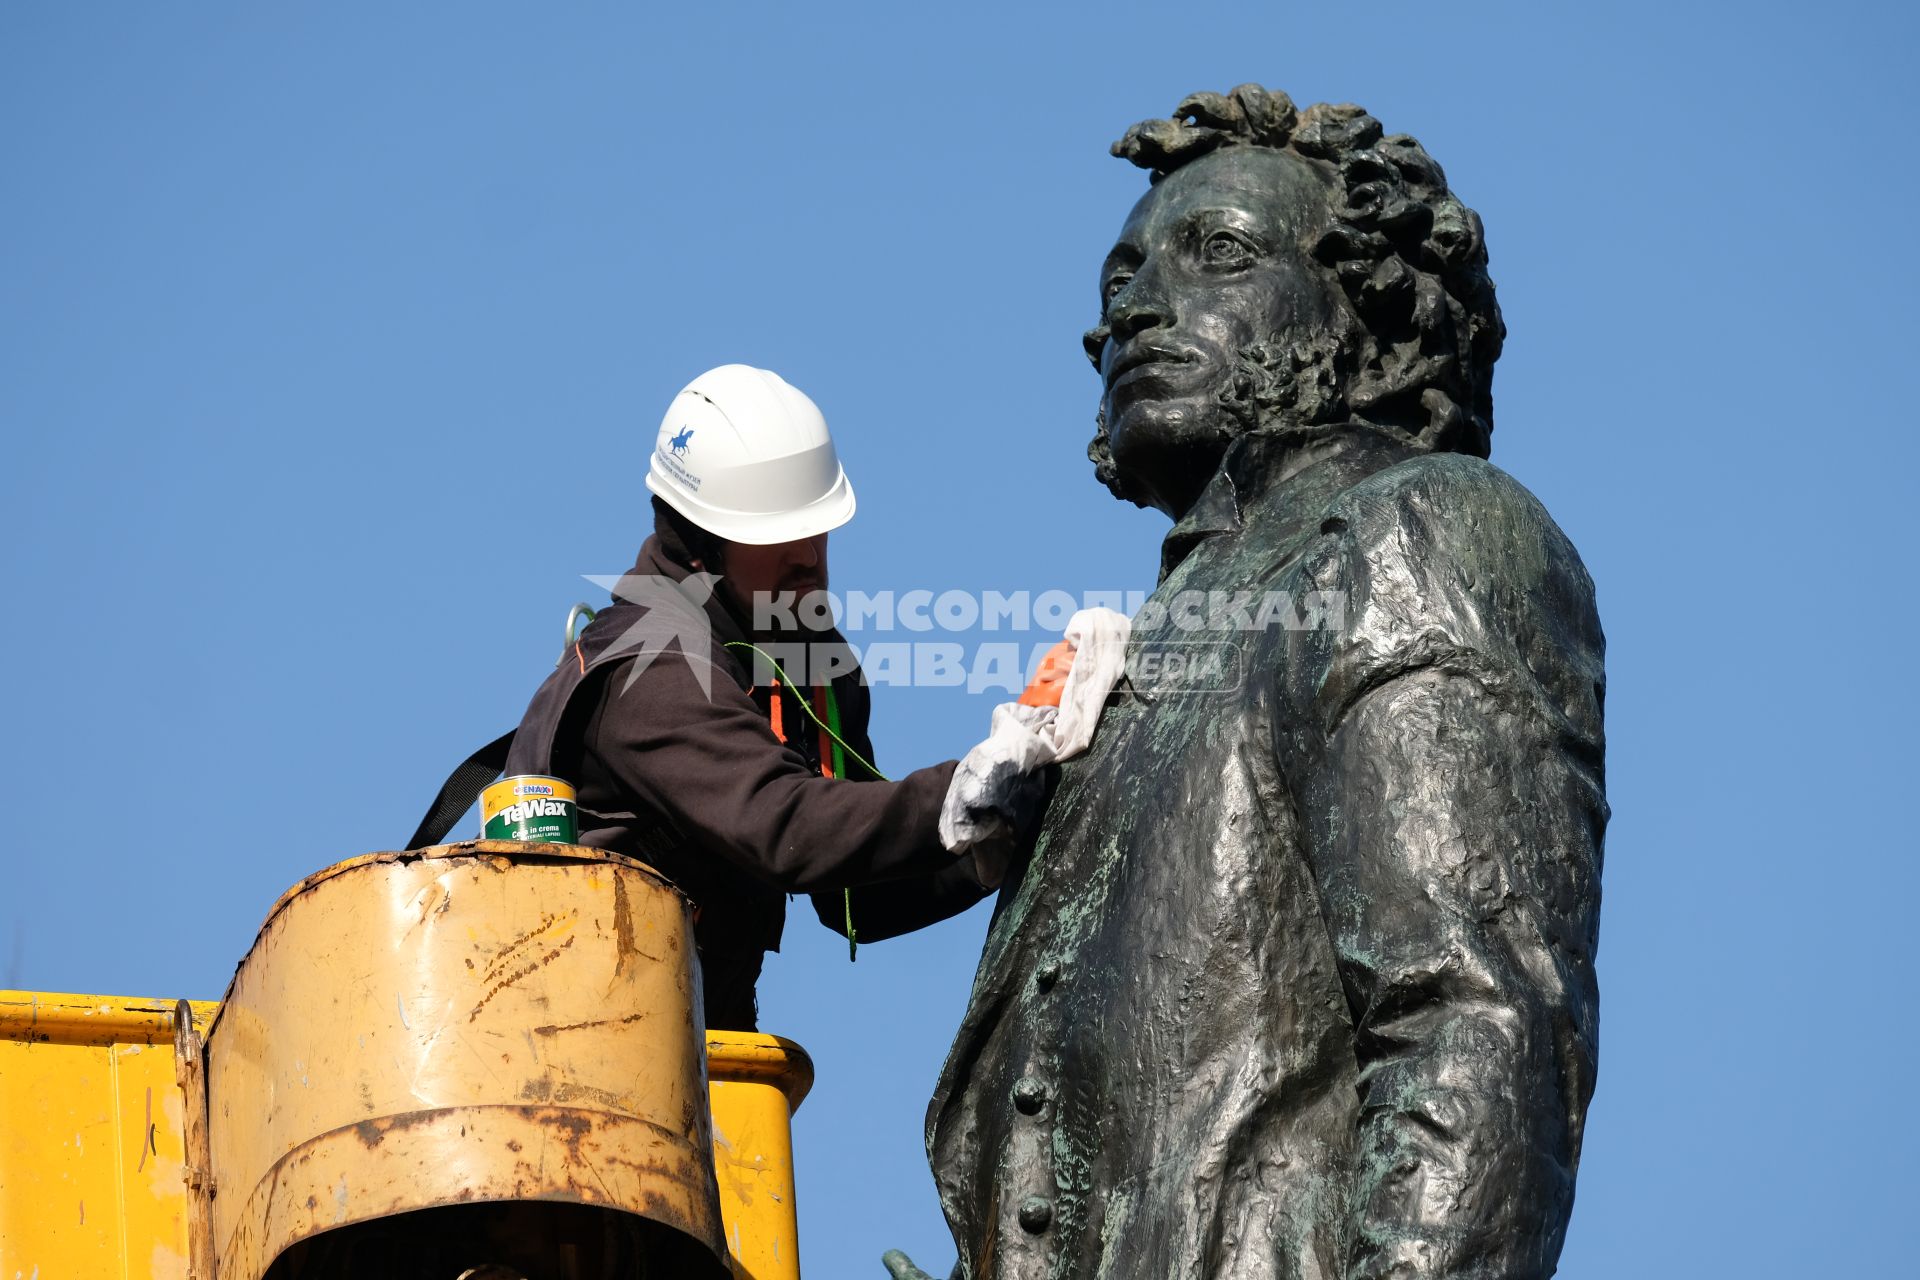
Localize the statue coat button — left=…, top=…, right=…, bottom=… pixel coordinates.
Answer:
left=1012, top=1077, right=1047, bottom=1114
left=1018, top=1195, right=1053, bottom=1234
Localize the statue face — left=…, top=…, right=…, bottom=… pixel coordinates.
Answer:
left=1095, top=147, right=1338, bottom=517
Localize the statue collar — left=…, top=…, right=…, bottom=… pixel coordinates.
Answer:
left=1157, top=422, right=1428, bottom=581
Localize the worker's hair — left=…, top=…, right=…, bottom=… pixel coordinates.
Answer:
left=1086, top=86, right=1504, bottom=505
left=652, top=496, right=729, bottom=571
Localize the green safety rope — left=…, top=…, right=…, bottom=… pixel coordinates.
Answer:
left=725, top=641, right=880, bottom=961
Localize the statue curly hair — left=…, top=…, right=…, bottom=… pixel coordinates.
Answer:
left=1086, top=85, right=1504, bottom=503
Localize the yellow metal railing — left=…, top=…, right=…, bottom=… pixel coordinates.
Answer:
left=0, top=990, right=810, bottom=1280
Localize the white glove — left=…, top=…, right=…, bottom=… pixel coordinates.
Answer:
left=939, top=702, right=1056, bottom=859
left=938, top=608, right=1131, bottom=859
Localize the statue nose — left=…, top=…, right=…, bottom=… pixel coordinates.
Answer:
left=1109, top=296, right=1170, bottom=341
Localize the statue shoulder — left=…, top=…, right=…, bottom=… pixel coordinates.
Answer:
left=1301, top=451, right=1604, bottom=741
left=1329, top=452, right=1598, bottom=615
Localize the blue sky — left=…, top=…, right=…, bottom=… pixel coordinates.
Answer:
left=3, top=3, right=1915, bottom=1275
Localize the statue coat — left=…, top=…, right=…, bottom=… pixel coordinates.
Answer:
left=927, top=428, right=1607, bottom=1280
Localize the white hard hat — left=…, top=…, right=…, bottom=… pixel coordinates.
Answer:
left=644, top=364, right=857, bottom=545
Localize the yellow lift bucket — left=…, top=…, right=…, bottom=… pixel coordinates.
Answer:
left=1, top=841, right=814, bottom=1280
left=196, top=842, right=725, bottom=1278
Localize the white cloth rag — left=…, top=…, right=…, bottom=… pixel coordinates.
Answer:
left=939, top=607, right=1132, bottom=858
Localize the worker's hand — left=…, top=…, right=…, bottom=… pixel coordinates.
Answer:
left=938, top=705, right=1053, bottom=856
left=1017, top=638, right=1075, bottom=708
left=1014, top=608, right=1130, bottom=760
left=881, top=1249, right=940, bottom=1280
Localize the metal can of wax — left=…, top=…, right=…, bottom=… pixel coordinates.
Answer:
left=480, top=775, right=578, bottom=843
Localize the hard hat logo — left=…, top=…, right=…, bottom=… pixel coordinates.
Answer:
left=669, top=426, right=694, bottom=459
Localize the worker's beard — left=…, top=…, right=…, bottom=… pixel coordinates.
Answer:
left=727, top=585, right=837, bottom=642
left=785, top=589, right=841, bottom=638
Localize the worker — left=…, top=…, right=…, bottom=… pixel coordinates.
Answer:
left=502, top=365, right=1048, bottom=1032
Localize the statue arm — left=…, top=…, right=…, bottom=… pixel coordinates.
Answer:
left=1299, top=466, right=1606, bottom=1278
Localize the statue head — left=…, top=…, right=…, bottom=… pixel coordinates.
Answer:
left=1085, top=86, right=1504, bottom=516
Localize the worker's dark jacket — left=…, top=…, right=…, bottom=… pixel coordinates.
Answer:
left=507, top=536, right=982, bottom=1031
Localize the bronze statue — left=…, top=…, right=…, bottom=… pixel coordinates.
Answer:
left=897, top=87, right=1607, bottom=1279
